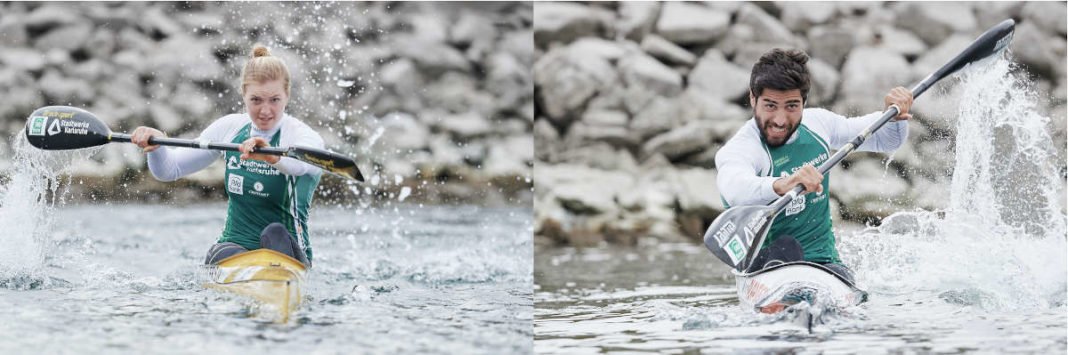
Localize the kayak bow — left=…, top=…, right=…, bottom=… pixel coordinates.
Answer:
left=205, top=249, right=306, bottom=323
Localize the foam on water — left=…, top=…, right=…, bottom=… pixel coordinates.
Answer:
left=842, top=56, right=1068, bottom=311
left=0, top=134, right=98, bottom=283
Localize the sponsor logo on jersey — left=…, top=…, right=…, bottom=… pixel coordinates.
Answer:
left=227, top=156, right=241, bottom=170
left=227, top=174, right=243, bottom=195
left=249, top=180, right=270, bottom=198
left=784, top=194, right=806, bottom=216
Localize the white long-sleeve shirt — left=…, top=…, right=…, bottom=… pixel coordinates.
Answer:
left=147, top=113, right=324, bottom=181
left=715, top=108, right=909, bottom=207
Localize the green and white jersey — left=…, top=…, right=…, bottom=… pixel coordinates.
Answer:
left=715, top=108, right=909, bottom=263
left=146, top=113, right=324, bottom=261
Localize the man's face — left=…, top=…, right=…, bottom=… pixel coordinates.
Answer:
left=750, top=88, right=804, bottom=148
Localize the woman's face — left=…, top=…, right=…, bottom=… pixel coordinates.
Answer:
left=243, top=80, right=289, bottom=131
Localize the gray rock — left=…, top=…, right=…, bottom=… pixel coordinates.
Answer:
left=84, top=28, right=117, bottom=60
left=534, top=118, right=559, bottom=161
left=558, top=141, right=638, bottom=172
left=38, top=69, right=94, bottom=103
left=149, top=104, right=183, bottom=133
left=428, top=135, right=465, bottom=166
left=973, top=2, right=1024, bottom=31
left=1012, top=22, right=1062, bottom=81
left=439, top=111, right=492, bottom=140
left=778, top=2, right=838, bottom=32
left=807, top=25, right=855, bottom=68
left=807, top=57, right=840, bottom=107
left=894, top=2, right=977, bottom=46
left=380, top=58, right=425, bottom=97
left=567, top=37, right=629, bottom=62
left=618, top=52, right=683, bottom=99
left=1021, top=2, right=1067, bottom=37
left=24, top=4, right=80, bottom=32
left=394, top=36, right=471, bottom=76
left=483, top=135, right=532, bottom=177
left=640, top=34, right=696, bottom=66
left=673, top=168, right=723, bottom=216
left=629, top=96, right=683, bottom=140
left=655, top=2, right=730, bottom=45
left=34, top=23, right=93, bottom=52
left=0, top=16, right=28, bottom=47
left=717, top=23, right=757, bottom=58
left=139, top=6, right=183, bottom=38
left=736, top=3, right=799, bottom=46
left=449, top=10, right=496, bottom=47
left=688, top=49, right=750, bottom=102
left=617, top=2, right=660, bottom=41
left=533, top=2, right=612, bottom=48
left=833, top=159, right=911, bottom=216
left=641, top=120, right=716, bottom=161
left=150, top=36, right=223, bottom=83
left=534, top=46, right=618, bottom=125
left=837, top=47, right=911, bottom=114
left=486, top=52, right=530, bottom=110
left=860, top=25, right=928, bottom=59
left=381, top=112, right=431, bottom=151
left=0, top=48, right=46, bottom=72
left=537, top=164, right=633, bottom=215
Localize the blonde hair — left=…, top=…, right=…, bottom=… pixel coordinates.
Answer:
left=240, top=44, right=291, bottom=96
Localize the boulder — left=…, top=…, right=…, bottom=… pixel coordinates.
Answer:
left=38, top=69, right=94, bottom=104
left=438, top=111, right=492, bottom=140
left=832, top=158, right=911, bottom=217
left=629, top=96, right=683, bottom=140
left=567, top=37, right=629, bottom=62
left=148, top=104, right=183, bottom=133
left=807, top=57, right=840, bottom=107
left=533, top=2, right=612, bottom=48
left=688, top=49, right=750, bottom=102
left=806, top=25, right=854, bottom=68
left=537, top=164, right=633, bottom=215
left=0, top=16, right=28, bottom=47
left=655, top=2, right=730, bottom=45
left=894, top=2, right=977, bottom=46
left=673, top=168, right=723, bottom=216
left=483, top=135, right=533, bottom=177
left=393, top=36, right=471, bottom=76
left=0, top=48, right=46, bottom=72
left=449, top=10, right=496, bottom=47
left=910, top=34, right=974, bottom=84
left=641, top=120, right=716, bottom=161
left=778, top=2, right=838, bottom=32
left=618, top=52, right=683, bottom=99
left=380, top=58, right=425, bottom=97
left=24, top=4, right=80, bottom=33
left=861, top=25, right=928, bottom=60
left=1021, top=2, right=1067, bottom=37
left=534, top=118, right=560, bottom=162
left=558, top=141, right=638, bottom=172
left=973, top=2, right=1024, bottom=31
left=836, top=47, right=911, bottom=115
left=736, top=3, right=799, bottom=46
left=640, top=34, right=696, bottom=66
left=533, top=46, right=618, bottom=125
left=617, top=2, right=660, bottom=41
left=1012, top=22, right=1063, bottom=81
left=149, top=35, right=223, bottom=83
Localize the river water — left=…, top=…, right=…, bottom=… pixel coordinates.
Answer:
left=0, top=167, right=532, bottom=354
left=535, top=58, right=1068, bottom=352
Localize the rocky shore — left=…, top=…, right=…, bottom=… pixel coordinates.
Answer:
left=0, top=2, right=533, bottom=206
left=533, top=2, right=1067, bottom=246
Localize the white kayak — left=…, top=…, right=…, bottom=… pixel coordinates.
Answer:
left=734, top=261, right=868, bottom=314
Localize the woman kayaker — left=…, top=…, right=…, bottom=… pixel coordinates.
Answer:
left=131, top=44, right=322, bottom=267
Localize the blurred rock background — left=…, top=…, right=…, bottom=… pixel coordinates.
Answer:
left=533, top=2, right=1067, bottom=246
left=0, top=2, right=533, bottom=206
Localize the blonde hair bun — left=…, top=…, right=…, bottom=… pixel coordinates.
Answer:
left=252, top=44, right=271, bottom=58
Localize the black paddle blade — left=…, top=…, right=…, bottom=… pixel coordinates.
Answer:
left=914, top=19, right=1015, bottom=98
left=24, top=106, right=112, bottom=150
left=703, top=205, right=775, bottom=272
left=287, top=146, right=365, bottom=182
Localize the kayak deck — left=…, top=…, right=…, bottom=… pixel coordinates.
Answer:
left=205, top=249, right=306, bottom=323
left=734, top=261, right=868, bottom=315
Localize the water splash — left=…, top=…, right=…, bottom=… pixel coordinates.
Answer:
left=843, top=56, right=1067, bottom=311
left=0, top=134, right=99, bottom=284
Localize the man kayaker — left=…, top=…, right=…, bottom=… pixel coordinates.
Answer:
left=130, top=44, right=323, bottom=267
left=715, top=48, right=913, bottom=282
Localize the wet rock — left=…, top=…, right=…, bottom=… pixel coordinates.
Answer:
left=673, top=168, right=722, bottom=216
left=688, top=49, right=750, bottom=102
left=534, top=46, right=618, bottom=125
left=640, top=34, right=696, bottom=66
left=837, top=47, right=911, bottom=114
left=617, top=2, right=660, bottom=41
left=655, top=2, right=730, bottom=45
left=1012, top=22, right=1063, bottom=81
left=894, top=2, right=977, bottom=46
left=778, top=2, right=838, bottom=32
left=533, top=2, right=612, bottom=48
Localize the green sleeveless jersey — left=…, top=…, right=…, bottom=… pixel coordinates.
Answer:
left=219, top=123, right=321, bottom=261
left=762, top=124, right=837, bottom=263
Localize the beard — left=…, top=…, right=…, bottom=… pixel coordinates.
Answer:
left=755, top=111, right=799, bottom=148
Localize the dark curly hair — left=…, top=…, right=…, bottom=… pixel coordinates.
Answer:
left=749, top=48, right=811, bottom=103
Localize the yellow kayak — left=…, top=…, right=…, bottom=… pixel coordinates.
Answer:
left=205, top=249, right=306, bottom=323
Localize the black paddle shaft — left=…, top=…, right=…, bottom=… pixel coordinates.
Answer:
left=109, top=133, right=290, bottom=156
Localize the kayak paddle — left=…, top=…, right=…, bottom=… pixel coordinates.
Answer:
left=704, top=19, right=1016, bottom=272
left=23, top=105, right=365, bottom=182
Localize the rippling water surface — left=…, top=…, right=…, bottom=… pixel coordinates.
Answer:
left=535, top=56, right=1067, bottom=353
left=0, top=202, right=532, bottom=354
